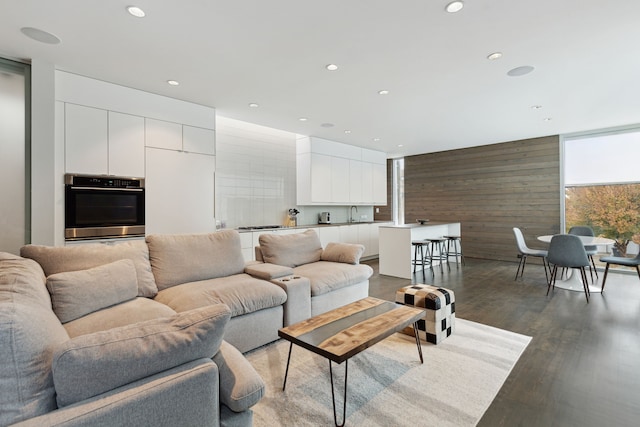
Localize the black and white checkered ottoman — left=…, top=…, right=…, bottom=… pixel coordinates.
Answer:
left=395, top=284, right=455, bottom=344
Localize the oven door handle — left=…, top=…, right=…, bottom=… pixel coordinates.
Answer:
left=69, top=186, right=144, bottom=191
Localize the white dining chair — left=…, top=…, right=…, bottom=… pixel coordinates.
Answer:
left=513, top=227, right=549, bottom=281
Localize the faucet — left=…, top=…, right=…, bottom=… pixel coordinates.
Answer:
left=349, top=206, right=358, bottom=223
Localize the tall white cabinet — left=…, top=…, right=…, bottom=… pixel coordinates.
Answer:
left=296, top=136, right=387, bottom=206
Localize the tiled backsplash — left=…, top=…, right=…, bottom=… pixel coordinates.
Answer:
left=215, top=117, right=297, bottom=229
left=215, top=116, right=376, bottom=229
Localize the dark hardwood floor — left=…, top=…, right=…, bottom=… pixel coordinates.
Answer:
left=364, top=257, right=640, bottom=427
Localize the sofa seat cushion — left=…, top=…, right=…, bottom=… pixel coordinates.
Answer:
left=292, top=261, right=374, bottom=297
left=0, top=254, right=70, bottom=426
left=258, top=229, right=323, bottom=267
left=20, top=240, right=158, bottom=298
left=154, top=274, right=287, bottom=317
left=46, top=259, right=139, bottom=323
left=63, top=297, right=177, bottom=338
left=146, top=230, right=246, bottom=291
left=52, top=304, right=231, bottom=407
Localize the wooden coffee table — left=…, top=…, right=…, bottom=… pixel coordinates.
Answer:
left=278, top=297, right=425, bottom=426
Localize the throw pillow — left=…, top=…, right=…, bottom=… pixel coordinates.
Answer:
left=52, top=304, right=231, bottom=407
left=46, top=259, right=139, bottom=324
left=321, top=242, right=365, bottom=265
left=258, top=229, right=323, bottom=267
left=20, top=240, right=158, bottom=298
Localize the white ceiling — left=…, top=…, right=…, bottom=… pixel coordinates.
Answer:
left=1, top=0, right=639, bottom=157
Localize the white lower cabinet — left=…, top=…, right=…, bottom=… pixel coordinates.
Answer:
left=145, top=147, right=215, bottom=235
left=238, top=223, right=386, bottom=262
left=239, top=232, right=253, bottom=262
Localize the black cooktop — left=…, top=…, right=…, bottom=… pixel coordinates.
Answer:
left=237, top=225, right=286, bottom=230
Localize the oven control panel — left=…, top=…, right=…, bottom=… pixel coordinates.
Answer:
left=65, top=174, right=144, bottom=188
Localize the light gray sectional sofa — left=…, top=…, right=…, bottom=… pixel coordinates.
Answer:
left=1, top=228, right=373, bottom=427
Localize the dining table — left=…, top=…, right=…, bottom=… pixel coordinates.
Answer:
left=537, top=234, right=615, bottom=293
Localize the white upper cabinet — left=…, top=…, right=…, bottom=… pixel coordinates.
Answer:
left=372, top=163, right=387, bottom=205
left=65, top=104, right=108, bottom=174
left=309, top=153, right=332, bottom=203
left=64, top=104, right=146, bottom=177
left=183, top=125, right=215, bottom=155
left=145, top=119, right=215, bottom=155
left=145, top=118, right=182, bottom=150
left=349, top=159, right=363, bottom=204
left=108, top=111, right=145, bottom=177
left=296, top=136, right=387, bottom=205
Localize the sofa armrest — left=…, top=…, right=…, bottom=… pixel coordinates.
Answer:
left=270, top=275, right=311, bottom=326
left=244, top=262, right=293, bottom=280
left=212, top=341, right=265, bottom=413
left=12, top=359, right=219, bottom=427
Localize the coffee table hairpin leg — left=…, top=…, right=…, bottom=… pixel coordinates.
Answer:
left=282, top=342, right=294, bottom=391
left=329, top=360, right=348, bottom=427
left=413, top=322, right=424, bottom=363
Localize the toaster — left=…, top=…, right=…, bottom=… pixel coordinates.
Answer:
left=318, top=212, right=331, bottom=224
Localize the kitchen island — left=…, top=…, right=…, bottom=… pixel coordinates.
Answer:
left=379, top=222, right=461, bottom=279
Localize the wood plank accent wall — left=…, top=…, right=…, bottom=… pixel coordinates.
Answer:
left=404, top=135, right=561, bottom=262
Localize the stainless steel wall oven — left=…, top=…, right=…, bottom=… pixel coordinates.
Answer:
left=65, top=174, right=145, bottom=240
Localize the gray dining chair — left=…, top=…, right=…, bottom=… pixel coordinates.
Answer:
left=513, top=227, right=549, bottom=281
left=568, top=226, right=598, bottom=282
left=599, top=252, right=640, bottom=291
left=547, top=234, right=591, bottom=302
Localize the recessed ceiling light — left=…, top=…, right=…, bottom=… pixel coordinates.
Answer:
left=378, top=90, right=390, bottom=95
left=248, top=103, right=259, bottom=108
left=487, top=52, right=503, bottom=60
left=20, top=27, right=61, bottom=44
left=167, top=80, right=179, bottom=86
left=507, top=65, right=535, bottom=77
left=373, top=138, right=381, bottom=142
left=344, top=130, right=352, bottom=134
left=531, top=105, right=543, bottom=110
left=320, top=123, right=334, bottom=128
left=445, top=1, right=464, bottom=13
left=397, top=144, right=404, bottom=147
left=298, top=117, right=308, bottom=122
left=326, top=64, right=339, bottom=71
left=127, top=6, right=146, bottom=18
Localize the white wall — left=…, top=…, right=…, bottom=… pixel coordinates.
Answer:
left=31, top=60, right=62, bottom=246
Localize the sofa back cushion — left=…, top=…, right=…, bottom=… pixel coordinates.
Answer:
left=146, top=230, right=245, bottom=291
left=258, top=229, right=323, bottom=268
left=46, top=259, right=139, bottom=323
left=20, top=240, right=158, bottom=298
left=0, top=253, right=70, bottom=426
left=52, top=304, right=231, bottom=407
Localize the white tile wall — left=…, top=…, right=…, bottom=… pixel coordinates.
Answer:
left=215, top=117, right=297, bottom=228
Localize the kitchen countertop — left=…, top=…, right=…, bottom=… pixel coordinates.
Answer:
left=234, top=221, right=390, bottom=232
left=378, top=221, right=457, bottom=229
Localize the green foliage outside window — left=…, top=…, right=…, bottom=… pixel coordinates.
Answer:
left=565, top=183, right=640, bottom=256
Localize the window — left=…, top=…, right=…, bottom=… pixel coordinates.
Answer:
left=392, top=158, right=404, bottom=224
left=563, top=128, right=640, bottom=259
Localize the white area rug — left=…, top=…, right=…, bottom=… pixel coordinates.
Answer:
left=245, top=318, right=531, bottom=427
